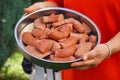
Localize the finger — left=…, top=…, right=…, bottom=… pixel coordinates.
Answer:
left=24, top=3, right=42, bottom=13
left=83, top=50, right=97, bottom=60
left=71, top=59, right=96, bottom=67
left=24, top=8, right=34, bottom=13
left=24, top=6, right=40, bottom=13
left=75, top=66, right=90, bottom=70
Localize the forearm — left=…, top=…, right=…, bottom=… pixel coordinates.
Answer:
left=107, top=31, right=120, bottom=55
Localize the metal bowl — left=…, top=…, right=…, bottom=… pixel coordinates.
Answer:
left=14, top=7, right=101, bottom=70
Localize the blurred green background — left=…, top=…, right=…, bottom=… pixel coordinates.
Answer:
left=0, top=0, right=43, bottom=80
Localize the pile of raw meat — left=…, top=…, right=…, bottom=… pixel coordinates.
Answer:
left=22, top=13, right=97, bottom=61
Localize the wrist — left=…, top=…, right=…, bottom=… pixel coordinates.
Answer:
left=104, top=43, right=112, bottom=58
left=105, top=32, right=120, bottom=55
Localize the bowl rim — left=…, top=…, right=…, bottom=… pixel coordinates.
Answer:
left=14, top=7, right=101, bottom=63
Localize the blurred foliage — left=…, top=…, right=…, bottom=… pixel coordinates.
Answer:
left=0, top=0, right=44, bottom=69
left=0, top=52, right=29, bottom=80
left=0, top=0, right=32, bottom=68
left=0, top=0, right=46, bottom=79
left=32, top=0, right=44, bottom=3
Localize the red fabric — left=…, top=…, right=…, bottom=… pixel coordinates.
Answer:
left=46, top=0, right=120, bottom=80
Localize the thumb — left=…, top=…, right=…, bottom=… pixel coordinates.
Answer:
left=83, top=50, right=96, bottom=60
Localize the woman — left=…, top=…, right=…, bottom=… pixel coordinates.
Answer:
left=24, top=0, right=120, bottom=80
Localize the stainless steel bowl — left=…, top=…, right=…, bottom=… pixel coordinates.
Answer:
left=14, top=7, right=101, bottom=70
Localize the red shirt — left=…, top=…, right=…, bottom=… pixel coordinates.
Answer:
left=46, top=0, right=120, bottom=80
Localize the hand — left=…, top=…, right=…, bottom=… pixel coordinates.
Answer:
left=71, top=44, right=109, bottom=70
left=24, top=2, right=58, bottom=13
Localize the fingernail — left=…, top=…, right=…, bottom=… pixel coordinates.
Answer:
left=83, top=55, right=87, bottom=60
